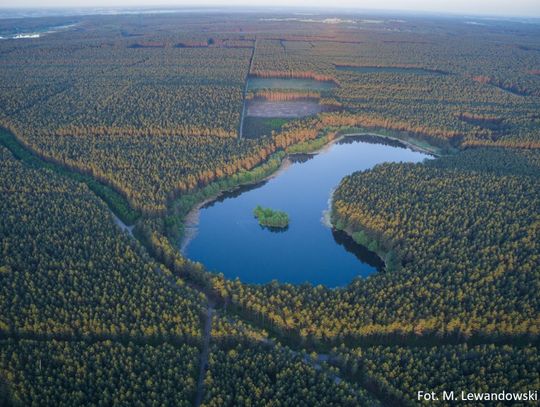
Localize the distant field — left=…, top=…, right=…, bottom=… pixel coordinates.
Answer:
left=246, top=99, right=334, bottom=118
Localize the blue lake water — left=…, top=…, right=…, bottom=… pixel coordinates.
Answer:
left=182, top=137, right=429, bottom=287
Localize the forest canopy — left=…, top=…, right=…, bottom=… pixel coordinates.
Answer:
left=253, top=205, right=290, bottom=228
left=0, top=11, right=538, bottom=407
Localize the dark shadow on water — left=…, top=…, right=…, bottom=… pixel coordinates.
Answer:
left=338, top=134, right=407, bottom=149
left=332, top=229, right=385, bottom=272
left=202, top=181, right=268, bottom=209
left=259, top=224, right=289, bottom=233
left=289, top=153, right=315, bottom=164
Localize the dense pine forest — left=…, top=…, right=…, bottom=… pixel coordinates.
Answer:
left=1, top=12, right=540, bottom=213
left=0, top=10, right=538, bottom=406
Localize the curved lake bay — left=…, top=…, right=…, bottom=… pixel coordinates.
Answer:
left=182, top=137, right=430, bottom=287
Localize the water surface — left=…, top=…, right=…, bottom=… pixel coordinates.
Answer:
left=183, top=137, right=429, bottom=287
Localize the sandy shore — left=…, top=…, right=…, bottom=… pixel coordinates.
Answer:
left=179, top=156, right=294, bottom=253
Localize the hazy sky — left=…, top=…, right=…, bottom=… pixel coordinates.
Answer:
left=0, top=0, right=539, bottom=18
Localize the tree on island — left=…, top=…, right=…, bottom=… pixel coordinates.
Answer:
left=253, top=205, right=289, bottom=229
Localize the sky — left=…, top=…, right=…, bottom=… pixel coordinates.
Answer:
left=0, top=0, right=539, bottom=18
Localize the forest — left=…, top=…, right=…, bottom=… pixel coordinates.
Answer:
left=253, top=205, right=289, bottom=228
left=1, top=11, right=539, bottom=213
left=0, top=10, right=538, bottom=407
left=0, top=146, right=204, bottom=341
left=336, top=343, right=539, bottom=406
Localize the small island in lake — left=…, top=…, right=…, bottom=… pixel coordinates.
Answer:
left=253, top=205, right=289, bottom=229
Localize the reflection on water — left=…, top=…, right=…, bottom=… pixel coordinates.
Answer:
left=288, top=153, right=314, bottom=164
left=259, top=224, right=290, bottom=233
left=202, top=181, right=268, bottom=209
left=331, top=229, right=385, bottom=272
left=337, top=134, right=407, bottom=149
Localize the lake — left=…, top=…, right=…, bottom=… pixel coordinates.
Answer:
left=182, top=136, right=429, bottom=287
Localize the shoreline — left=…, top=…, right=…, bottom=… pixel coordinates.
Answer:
left=336, top=131, right=442, bottom=157
left=320, top=187, right=335, bottom=229
left=178, top=129, right=439, bottom=253
left=179, top=156, right=293, bottom=253
left=338, top=223, right=391, bottom=270
left=322, top=187, right=390, bottom=271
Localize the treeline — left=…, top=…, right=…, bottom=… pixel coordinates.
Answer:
left=0, top=37, right=250, bottom=137
left=0, top=129, right=139, bottom=224
left=0, top=339, right=199, bottom=406
left=202, top=343, right=379, bottom=407
left=0, top=30, right=254, bottom=212
left=336, top=343, right=539, bottom=406
left=250, top=70, right=337, bottom=83
left=246, top=90, right=342, bottom=109
left=0, top=146, right=204, bottom=341
left=2, top=116, right=337, bottom=213
left=253, top=33, right=540, bottom=148
left=246, top=89, right=322, bottom=101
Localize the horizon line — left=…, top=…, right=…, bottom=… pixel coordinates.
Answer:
left=0, top=5, right=539, bottom=20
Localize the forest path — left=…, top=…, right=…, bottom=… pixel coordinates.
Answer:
left=194, top=301, right=214, bottom=407
left=110, top=210, right=134, bottom=237
left=238, top=38, right=257, bottom=138
left=222, top=314, right=384, bottom=405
